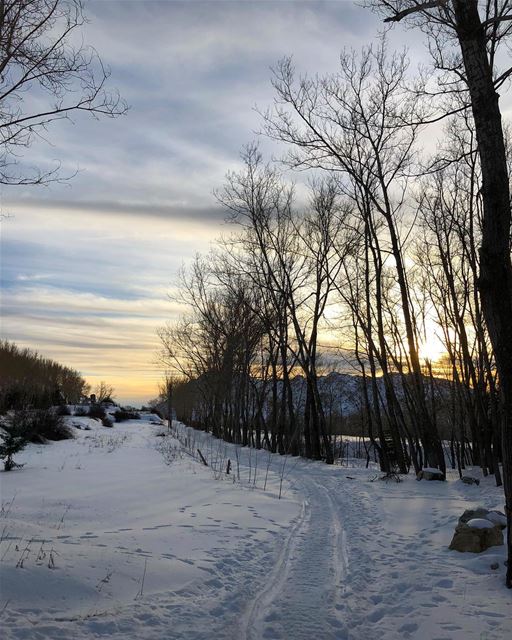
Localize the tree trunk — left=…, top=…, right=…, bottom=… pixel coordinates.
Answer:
left=453, top=0, right=512, bottom=587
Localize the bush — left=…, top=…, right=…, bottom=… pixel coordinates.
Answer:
left=88, top=404, right=106, bottom=420
left=74, top=406, right=89, bottom=417
left=0, top=411, right=31, bottom=471
left=57, top=405, right=72, bottom=416
left=114, top=410, right=140, bottom=422
left=102, top=417, right=114, bottom=428
left=27, top=409, right=73, bottom=442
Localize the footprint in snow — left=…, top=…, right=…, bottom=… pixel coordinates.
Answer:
left=367, top=608, right=385, bottom=623
left=436, top=578, right=453, bottom=589
left=398, top=622, right=418, bottom=634
left=431, top=594, right=447, bottom=603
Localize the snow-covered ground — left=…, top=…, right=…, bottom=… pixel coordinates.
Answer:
left=0, top=417, right=510, bottom=639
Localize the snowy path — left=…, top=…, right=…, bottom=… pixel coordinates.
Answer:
left=237, top=450, right=510, bottom=640
left=241, top=476, right=348, bottom=640
left=1, top=418, right=510, bottom=640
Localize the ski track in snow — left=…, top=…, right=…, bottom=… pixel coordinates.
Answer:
left=241, top=476, right=350, bottom=640
left=239, top=499, right=308, bottom=640
left=0, top=419, right=510, bottom=640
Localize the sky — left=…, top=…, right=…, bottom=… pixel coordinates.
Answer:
left=0, top=0, right=486, bottom=405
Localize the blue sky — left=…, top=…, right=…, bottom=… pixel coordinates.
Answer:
left=0, top=0, right=478, bottom=404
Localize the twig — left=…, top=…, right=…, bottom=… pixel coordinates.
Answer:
left=197, top=449, right=208, bottom=466
left=135, top=558, right=148, bottom=599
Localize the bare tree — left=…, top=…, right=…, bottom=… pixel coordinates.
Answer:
left=366, top=0, right=512, bottom=589
left=159, top=254, right=267, bottom=445
left=0, top=0, right=127, bottom=185
left=218, top=147, right=356, bottom=463
left=94, top=381, right=114, bottom=404
left=261, top=40, right=445, bottom=472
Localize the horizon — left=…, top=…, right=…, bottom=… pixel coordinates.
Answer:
left=2, top=1, right=508, bottom=405
left=1, top=1, right=437, bottom=406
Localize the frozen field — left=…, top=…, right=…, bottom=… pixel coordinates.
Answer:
left=0, top=417, right=510, bottom=639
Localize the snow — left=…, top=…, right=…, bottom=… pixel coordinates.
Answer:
left=0, top=417, right=510, bottom=640
left=422, top=467, right=445, bottom=475
left=466, top=518, right=496, bottom=530
left=485, top=511, right=508, bottom=528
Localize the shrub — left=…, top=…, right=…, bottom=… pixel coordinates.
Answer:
left=102, top=417, right=114, bottom=428
left=57, top=405, right=72, bottom=416
left=0, top=411, right=31, bottom=471
left=114, top=410, right=140, bottom=422
left=88, top=404, right=106, bottom=420
left=27, top=409, right=73, bottom=442
left=74, top=406, right=89, bottom=417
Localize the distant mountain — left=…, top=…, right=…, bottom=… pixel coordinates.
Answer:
left=286, top=371, right=453, bottom=417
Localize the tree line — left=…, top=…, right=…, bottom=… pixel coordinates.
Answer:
left=160, top=38, right=502, bottom=475
left=160, top=0, right=512, bottom=586
left=0, top=340, right=89, bottom=411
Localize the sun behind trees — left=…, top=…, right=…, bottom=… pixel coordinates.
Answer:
left=159, top=42, right=479, bottom=470
left=366, top=0, right=512, bottom=588
left=159, top=28, right=512, bottom=583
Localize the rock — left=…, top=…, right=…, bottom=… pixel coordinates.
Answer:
left=416, top=467, right=445, bottom=481
left=449, top=520, right=503, bottom=553
left=490, top=562, right=500, bottom=570
left=458, top=507, right=507, bottom=530
left=458, top=508, right=493, bottom=526
left=461, top=476, right=480, bottom=486
left=485, top=510, right=507, bottom=530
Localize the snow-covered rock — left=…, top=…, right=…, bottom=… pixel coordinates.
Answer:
left=416, top=467, right=445, bottom=481
left=485, top=510, right=507, bottom=530
left=449, top=508, right=505, bottom=553
left=458, top=507, right=506, bottom=528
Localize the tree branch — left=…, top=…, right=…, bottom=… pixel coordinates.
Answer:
left=383, top=0, right=446, bottom=23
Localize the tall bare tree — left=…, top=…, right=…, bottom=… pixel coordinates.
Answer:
left=366, top=0, right=512, bottom=589
left=262, top=40, right=445, bottom=472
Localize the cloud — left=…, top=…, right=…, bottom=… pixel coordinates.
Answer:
left=3, top=0, right=479, bottom=404
left=5, top=198, right=226, bottom=223
left=1, top=201, right=218, bottom=404
left=16, top=273, right=52, bottom=282
left=1, top=284, right=178, bottom=404
left=4, top=1, right=387, bottom=212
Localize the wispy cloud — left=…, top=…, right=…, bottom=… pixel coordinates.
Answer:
left=5, top=198, right=226, bottom=222
left=16, top=273, right=52, bottom=282
left=1, top=0, right=443, bottom=403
